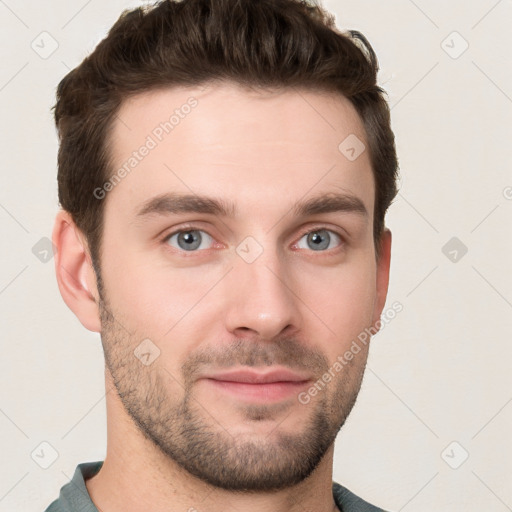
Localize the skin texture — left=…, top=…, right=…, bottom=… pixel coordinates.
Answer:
left=53, top=82, right=391, bottom=512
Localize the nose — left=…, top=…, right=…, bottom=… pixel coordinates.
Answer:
left=222, top=246, right=302, bottom=341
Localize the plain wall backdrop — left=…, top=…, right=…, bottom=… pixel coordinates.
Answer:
left=0, top=0, right=511, bottom=510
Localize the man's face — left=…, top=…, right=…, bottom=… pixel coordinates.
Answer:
left=96, top=83, right=387, bottom=491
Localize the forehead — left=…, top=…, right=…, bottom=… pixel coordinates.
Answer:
left=105, top=82, right=374, bottom=221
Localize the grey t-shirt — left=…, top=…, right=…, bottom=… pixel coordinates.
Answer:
left=44, top=461, right=389, bottom=512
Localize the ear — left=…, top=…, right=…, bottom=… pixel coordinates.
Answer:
left=371, top=228, right=392, bottom=330
left=52, top=210, right=101, bottom=332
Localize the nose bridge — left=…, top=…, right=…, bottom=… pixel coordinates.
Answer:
left=223, top=235, right=301, bottom=339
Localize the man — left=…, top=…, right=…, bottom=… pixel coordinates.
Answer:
left=46, top=0, right=398, bottom=510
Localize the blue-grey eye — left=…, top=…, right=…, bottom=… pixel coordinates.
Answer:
left=296, top=229, right=341, bottom=251
left=166, top=230, right=214, bottom=251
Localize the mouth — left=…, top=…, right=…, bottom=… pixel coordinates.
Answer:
left=200, top=367, right=312, bottom=402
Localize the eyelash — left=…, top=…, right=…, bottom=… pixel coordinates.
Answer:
left=161, top=223, right=346, bottom=255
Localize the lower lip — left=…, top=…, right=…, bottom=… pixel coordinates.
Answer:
left=203, top=379, right=311, bottom=402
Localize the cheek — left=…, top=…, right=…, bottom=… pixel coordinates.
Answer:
left=295, top=259, right=377, bottom=347
left=101, top=244, right=223, bottom=335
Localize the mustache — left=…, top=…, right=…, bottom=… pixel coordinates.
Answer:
left=181, top=337, right=329, bottom=383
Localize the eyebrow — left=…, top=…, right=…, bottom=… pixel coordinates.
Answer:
left=135, top=192, right=368, bottom=220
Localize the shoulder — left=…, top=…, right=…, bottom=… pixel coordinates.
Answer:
left=42, top=461, right=103, bottom=512
left=332, top=481, right=392, bottom=512
left=43, top=499, right=64, bottom=512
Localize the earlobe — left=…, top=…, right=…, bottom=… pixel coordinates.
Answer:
left=52, top=210, right=102, bottom=333
left=372, top=228, right=392, bottom=330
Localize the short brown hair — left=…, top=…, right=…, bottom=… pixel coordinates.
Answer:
left=53, top=0, right=399, bottom=272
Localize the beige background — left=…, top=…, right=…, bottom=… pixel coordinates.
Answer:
left=0, top=0, right=511, bottom=510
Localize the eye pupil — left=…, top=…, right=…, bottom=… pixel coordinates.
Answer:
left=307, top=230, right=330, bottom=251
left=168, top=228, right=338, bottom=254
left=178, top=231, right=202, bottom=251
